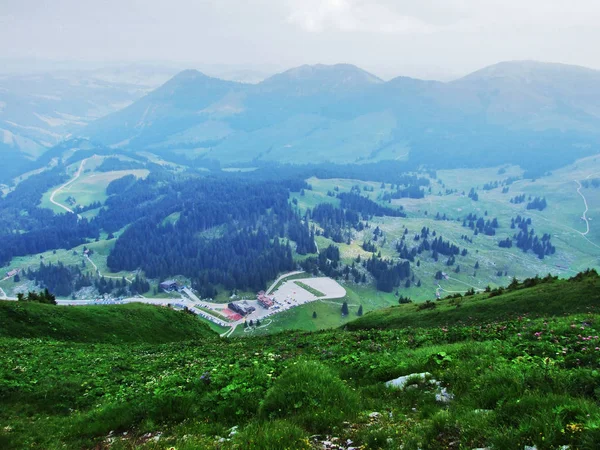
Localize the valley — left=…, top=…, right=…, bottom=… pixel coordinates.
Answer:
left=2, top=61, right=600, bottom=337
left=2, top=148, right=600, bottom=336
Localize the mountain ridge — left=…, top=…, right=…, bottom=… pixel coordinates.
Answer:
left=5, top=60, right=600, bottom=177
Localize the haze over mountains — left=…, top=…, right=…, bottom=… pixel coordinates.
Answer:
left=0, top=66, right=180, bottom=179
left=4, top=60, right=600, bottom=179
left=81, top=60, right=600, bottom=172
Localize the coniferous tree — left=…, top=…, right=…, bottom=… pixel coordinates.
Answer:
left=341, top=301, right=349, bottom=316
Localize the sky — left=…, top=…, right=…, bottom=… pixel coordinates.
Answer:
left=1, top=0, right=600, bottom=80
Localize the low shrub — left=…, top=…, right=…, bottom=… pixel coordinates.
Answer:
left=259, top=360, right=359, bottom=432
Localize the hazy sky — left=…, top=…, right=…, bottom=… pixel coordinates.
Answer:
left=1, top=0, right=600, bottom=80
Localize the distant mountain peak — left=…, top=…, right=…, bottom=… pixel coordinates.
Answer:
left=166, top=69, right=217, bottom=84
left=458, top=60, right=600, bottom=83
left=280, top=63, right=381, bottom=80
left=260, top=63, right=383, bottom=93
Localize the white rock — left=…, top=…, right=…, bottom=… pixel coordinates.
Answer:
left=435, top=387, right=455, bottom=403
left=368, top=412, right=381, bottom=419
left=385, top=372, right=432, bottom=389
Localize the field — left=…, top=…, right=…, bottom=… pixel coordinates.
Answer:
left=1, top=273, right=599, bottom=449
left=38, top=156, right=149, bottom=214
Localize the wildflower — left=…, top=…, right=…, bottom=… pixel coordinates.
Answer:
left=566, top=423, right=584, bottom=433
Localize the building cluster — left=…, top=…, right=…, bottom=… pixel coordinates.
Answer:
left=228, top=301, right=256, bottom=317
left=257, top=290, right=274, bottom=309
left=159, top=280, right=179, bottom=292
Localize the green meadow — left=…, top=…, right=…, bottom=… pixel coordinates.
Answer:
left=1, top=272, right=599, bottom=449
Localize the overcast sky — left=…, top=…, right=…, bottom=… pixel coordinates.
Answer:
left=1, top=0, right=600, bottom=80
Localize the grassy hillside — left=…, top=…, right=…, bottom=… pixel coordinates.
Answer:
left=1, top=272, right=600, bottom=449
left=348, top=271, right=600, bottom=330
left=0, top=302, right=215, bottom=344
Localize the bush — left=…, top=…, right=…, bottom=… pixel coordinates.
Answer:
left=233, top=420, right=310, bottom=450
left=417, top=300, right=436, bottom=311
left=259, top=361, right=359, bottom=432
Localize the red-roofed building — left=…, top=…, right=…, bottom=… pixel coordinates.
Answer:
left=257, top=291, right=274, bottom=309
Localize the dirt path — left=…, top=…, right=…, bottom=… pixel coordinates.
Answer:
left=50, top=159, right=87, bottom=217
left=85, top=254, right=132, bottom=283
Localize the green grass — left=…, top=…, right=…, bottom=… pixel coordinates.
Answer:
left=259, top=360, right=359, bottom=432
left=295, top=159, right=600, bottom=309
left=0, top=234, right=136, bottom=298
left=38, top=155, right=149, bottom=214
left=0, top=301, right=215, bottom=343
left=1, top=272, right=600, bottom=449
left=348, top=271, right=600, bottom=330
left=293, top=281, right=325, bottom=297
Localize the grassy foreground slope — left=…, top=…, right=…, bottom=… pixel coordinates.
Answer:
left=348, top=271, right=600, bottom=330
left=1, top=273, right=600, bottom=449
left=0, top=302, right=215, bottom=344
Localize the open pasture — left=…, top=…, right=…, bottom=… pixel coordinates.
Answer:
left=39, top=156, right=149, bottom=214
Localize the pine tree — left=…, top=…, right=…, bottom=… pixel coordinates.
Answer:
left=357, top=305, right=363, bottom=316
left=341, top=301, right=349, bottom=316
left=312, top=311, right=317, bottom=319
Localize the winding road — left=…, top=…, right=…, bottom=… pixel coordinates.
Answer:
left=574, top=180, right=590, bottom=236
left=49, top=159, right=87, bottom=217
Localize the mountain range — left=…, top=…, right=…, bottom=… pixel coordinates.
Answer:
left=80, top=60, right=600, bottom=172
left=4, top=60, right=600, bottom=179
